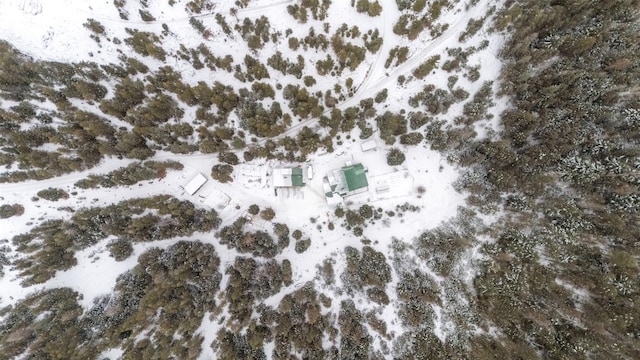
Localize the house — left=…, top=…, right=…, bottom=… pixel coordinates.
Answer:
left=323, top=162, right=369, bottom=204
left=272, top=166, right=305, bottom=188
left=182, top=173, right=207, bottom=195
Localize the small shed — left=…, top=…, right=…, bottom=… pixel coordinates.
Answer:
left=361, top=139, right=377, bottom=152
left=183, top=173, right=207, bottom=195
left=202, top=188, right=231, bottom=209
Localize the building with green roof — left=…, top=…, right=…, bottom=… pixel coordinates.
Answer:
left=342, top=164, right=369, bottom=193
left=323, top=162, right=369, bottom=204
left=273, top=166, right=305, bottom=188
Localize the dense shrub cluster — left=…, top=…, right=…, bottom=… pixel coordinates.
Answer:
left=341, top=246, right=391, bottom=305
left=36, top=188, right=69, bottom=201
left=451, top=0, right=640, bottom=357
left=217, top=219, right=278, bottom=258
left=75, top=160, right=183, bottom=189
left=0, top=204, right=24, bottom=219
left=0, top=241, right=221, bottom=359
left=11, top=196, right=220, bottom=285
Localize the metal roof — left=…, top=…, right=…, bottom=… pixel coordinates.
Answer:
left=273, top=166, right=305, bottom=187
left=342, top=164, right=368, bottom=192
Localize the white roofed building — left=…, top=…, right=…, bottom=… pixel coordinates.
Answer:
left=183, top=173, right=207, bottom=195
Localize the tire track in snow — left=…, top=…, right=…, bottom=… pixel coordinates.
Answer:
left=255, top=0, right=493, bottom=146
left=1, top=0, right=492, bottom=196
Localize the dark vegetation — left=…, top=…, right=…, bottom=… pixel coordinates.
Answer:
left=217, top=218, right=279, bottom=258
left=341, top=246, right=391, bottom=305
left=0, top=204, right=24, bottom=219
left=393, top=0, right=451, bottom=40
left=457, top=0, right=640, bottom=357
left=36, top=188, right=69, bottom=201
left=75, top=160, right=183, bottom=188
left=2, top=0, right=639, bottom=358
left=11, top=195, right=220, bottom=285
left=0, top=241, right=221, bottom=359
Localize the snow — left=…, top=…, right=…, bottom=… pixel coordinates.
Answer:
left=0, top=0, right=510, bottom=355
left=361, top=138, right=378, bottom=152
left=43, top=237, right=157, bottom=310
left=98, top=347, right=124, bottom=360
left=200, top=188, right=231, bottom=210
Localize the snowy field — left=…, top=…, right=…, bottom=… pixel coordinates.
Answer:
left=0, top=0, right=507, bottom=357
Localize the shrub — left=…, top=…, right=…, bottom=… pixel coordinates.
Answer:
left=387, top=148, right=406, bottom=166
left=400, top=132, right=424, bottom=145
left=342, top=246, right=391, bottom=290
left=139, top=9, right=156, bottom=22
left=37, top=188, right=69, bottom=201
left=345, top=210, right=364, bottom=227
left=83, top=19, right=105, bottom=34
left=218, top=151, right=239, bottom=165
left=107, top=237, right=134, bottom=261
left=248, top=204, right=260, bottom=215
left=295, top=239, right=311, bottom=253
left=356, top=0, right=382, bottom=17
left=260, top=207, right=275, bottom=221
left=359, top=205, right=373, bottom=219
left=375, top=89, right=388, bottom=103
left=124, top=29, right=166, bottom=61
left=211, top=164, right=234, bottom=183
left=0, top=204, right=24, bottom=219
left=412, top=55, right=440, bottom=79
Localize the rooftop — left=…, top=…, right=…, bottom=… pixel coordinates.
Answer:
left=324, top=163, right=369, bottom=204
left=183, top=173, right=207, bottom=195
left=343, top=164, right=369, bottom=192
left=273, top=166, right=305, bottom=187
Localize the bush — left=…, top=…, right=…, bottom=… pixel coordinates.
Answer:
left=219, top=223, right=278, bottom=258
left=400, top=132, right=424, bottom=145
left=0, top=204, right=24, bottom=219
left=107, top=237, right=134, bottom=261
left=83, top=19, right=105, bottom=34
left=342, top=246, right=391, bottom=290
left=218, top=151, right=239, bottom=165
left=359, top=205, right=373, bottom=219
left=356, top=0, right=382, bottom=17
left=37, top=188, right=69, bottom=201
left=409, top=111, right=429, bottom=130
left=386, top=148, right=406, bottom=166
left=211, top=164, right=234, bottom=183
left=295, top=239, right=311, bottom=253
left=260, top=208, right=275, bottom=221
left=124, top=29, right=166, bottom=61
left=412, top=55, right=440, bottom=79
left=248, top=204, right=260, bottom=215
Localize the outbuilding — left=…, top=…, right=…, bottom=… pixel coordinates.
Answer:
left=183, top=173, right=207, bottom=195
left=272, top=166, right=305, bottom=188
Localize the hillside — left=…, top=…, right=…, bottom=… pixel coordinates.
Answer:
left=0, top=0, right=638, bottom=359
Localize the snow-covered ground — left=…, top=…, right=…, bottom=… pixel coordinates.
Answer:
left=0, top=0, right=508, bottom=356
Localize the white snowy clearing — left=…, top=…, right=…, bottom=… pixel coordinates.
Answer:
left=0, top=0, right=507, bottom=357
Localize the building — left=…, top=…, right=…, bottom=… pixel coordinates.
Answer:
left=323, top=162, right=369, bottom=204
left=272, top=166, right=305, bottom=188
left=182, top=173, right=207, bottom=195
left=361, top=139, right=377, bottom=152
left=200, top=188, right=231, bottom=209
